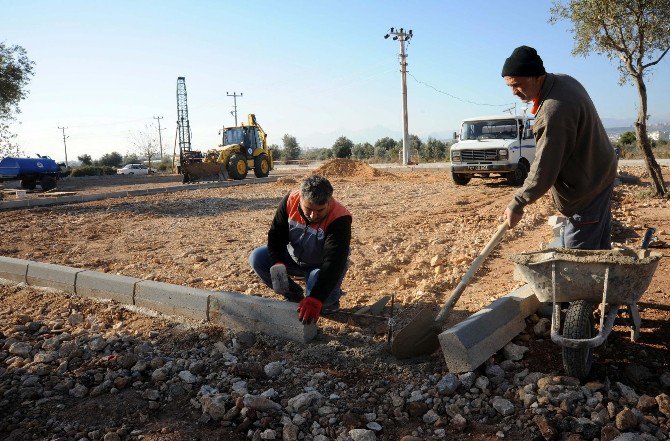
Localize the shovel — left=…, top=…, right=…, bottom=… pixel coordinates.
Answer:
left=390, top=222, right=509, bottom=358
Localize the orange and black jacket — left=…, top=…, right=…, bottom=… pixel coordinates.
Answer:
left=267, top=191, right=352, bottom=301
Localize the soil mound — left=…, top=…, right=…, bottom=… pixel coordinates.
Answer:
left=312, top=158, right=396, bottom=179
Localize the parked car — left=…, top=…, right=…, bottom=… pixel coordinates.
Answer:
left=116, top=164, right=155, bottom=175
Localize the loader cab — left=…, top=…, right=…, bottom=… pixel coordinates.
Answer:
left=222, top=127, right=262, bottom=156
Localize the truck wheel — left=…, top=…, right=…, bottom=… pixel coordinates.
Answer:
left=562, top=300, right=595, bottom=380
left=20, top=179, right=37, bottom=190
left=452, top=172, right=470, bottom=186
left=506, top=162, right=528, bottom=186
left=40, top=176, right=57, bottom=191
left=254, top=154, right=270, bottom=178
left=228, top=153, right=248, bottom=180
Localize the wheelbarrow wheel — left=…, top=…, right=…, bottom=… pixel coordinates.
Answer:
left=562, top=300, right=594, bottom=380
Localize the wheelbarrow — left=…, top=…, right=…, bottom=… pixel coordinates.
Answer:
left=510, top=229, right=661, bottom=379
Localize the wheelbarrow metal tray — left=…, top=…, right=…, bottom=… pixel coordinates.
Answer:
left=510, top=248, right=661, bottom=304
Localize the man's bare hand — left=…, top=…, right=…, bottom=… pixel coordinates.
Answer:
left=503, top=207, right=523, bottom=229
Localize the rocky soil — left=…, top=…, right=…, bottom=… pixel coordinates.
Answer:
left=1, top=160, right=669, bottom=440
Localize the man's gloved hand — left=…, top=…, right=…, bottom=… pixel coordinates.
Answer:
left=270, top=263, right=289, bottom=294
left=297, top=297, right=323, bottom=325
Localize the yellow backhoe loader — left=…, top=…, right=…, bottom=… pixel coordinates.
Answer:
left=181, top=114, right=274, bottom=182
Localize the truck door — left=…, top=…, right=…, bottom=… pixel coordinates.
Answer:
left=521, top=119, right=536, bottom=163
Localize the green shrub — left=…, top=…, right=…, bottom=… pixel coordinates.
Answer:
left=70, top=166, right=117, bottom=177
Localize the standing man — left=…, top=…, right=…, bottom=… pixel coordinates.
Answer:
left=501, top=45, right=618, bottom=250
left=249, top=175, right=351, bottom=324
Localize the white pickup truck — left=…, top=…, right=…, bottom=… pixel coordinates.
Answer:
left=450, top=115, right=535, bottom=186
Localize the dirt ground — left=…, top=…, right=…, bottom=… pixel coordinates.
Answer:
left=1, top=162, right=668, bottom=324
left=1, top=160, right=669, bottom=439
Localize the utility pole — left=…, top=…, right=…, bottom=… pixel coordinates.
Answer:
left=226, top=91, right=243, bottom=126
left=384, top=27, right=413, bottom=166
left=58, top=126, right=69, bottom=168
left=153, top=116, right=165, bottom=158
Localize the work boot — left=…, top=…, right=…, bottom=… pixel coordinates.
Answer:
left=322, top=301, right=340, bottom=315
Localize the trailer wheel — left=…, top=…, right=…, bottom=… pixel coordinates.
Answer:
left=452, top=173, right=470, bottom=186
left=40, top=176, right=57, bottom=191
left=254, top=154, right=270, bottom=178
left=562, top=300, right=595, bottom=380
left=228, top=153, right=248, bottom=180
left=20, top=179, right=37, bottom=190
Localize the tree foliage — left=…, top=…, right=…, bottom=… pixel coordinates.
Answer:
left=0, top=121, right=21, bottom=158
left=122, top=153, right=140, bottom=165
left=129, top=125, right=159, bottom=167
left=77, top=154, right=93, bottom=166
left=618, top=131, right=637, bottom=145
left=268, top=144, right=282, bottom=161
left=95, top=152, right=123, bottom=168
left=351, top=142, right=374, bottom=160
left=282, top=134, right=301, bottom=161
left=0, top=42, right=35, bottom=157
left=0, top=42, right=35, bottom=120
left=332, top=136, right=353, bottom=159
left=550, top=0, right=669, bottom=196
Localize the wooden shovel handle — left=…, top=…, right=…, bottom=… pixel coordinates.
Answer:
left=434, top=222, right=509, bottom=325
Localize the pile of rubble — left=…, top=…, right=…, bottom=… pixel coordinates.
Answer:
left=312, top=159, right=397, bottom=180
left=2, top=283, right=669, bottom=440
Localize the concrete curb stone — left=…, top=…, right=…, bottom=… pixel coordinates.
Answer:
left=76, top=270, right=141, bottom=304
left=439, top=284, right=539, bottom=373
left=0, top=256, right=30, bottom=283
left=209, top=291, right=317, bottom=343
left=135, top=280, right=209, bottom=322
left=26, top=261, right=82, bottom=294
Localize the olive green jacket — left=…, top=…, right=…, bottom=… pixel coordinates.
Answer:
left=509, top=73, right=617, bottom=216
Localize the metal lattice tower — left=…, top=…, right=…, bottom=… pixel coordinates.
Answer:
left=176, top=77, right=192, bottom=155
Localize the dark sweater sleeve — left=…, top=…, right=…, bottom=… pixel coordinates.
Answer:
left=508, top=117, right=571, bottom=213
left=310, top=215, right=352, bottom=302
left=267, top=193, right=291, bottom=264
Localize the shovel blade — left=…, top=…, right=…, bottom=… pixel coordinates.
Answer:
left=389, top=307, right=441, bottom=359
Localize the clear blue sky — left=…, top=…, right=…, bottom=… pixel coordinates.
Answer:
left=4, top=0, right=670, bottom=162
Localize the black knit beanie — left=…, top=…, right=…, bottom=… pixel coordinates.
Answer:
left=501, top=45, right=546, bottom=77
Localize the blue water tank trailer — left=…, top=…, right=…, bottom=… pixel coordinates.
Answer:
left=0, top=156, right=61, bottom=191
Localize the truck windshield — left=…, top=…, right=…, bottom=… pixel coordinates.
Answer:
left=223, top=128, right=245, bottom=145
left=461, top=119, right=518, bottom=140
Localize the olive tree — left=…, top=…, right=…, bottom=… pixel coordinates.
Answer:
left=282, top=134, right=301, bottom=161
left=550, top=0, right=669, bottom=196
left=0, top=42, right=35, bottom=158
left=332, top=136, right=353, bottom=158
left=77, top=154, right=93, bottom=165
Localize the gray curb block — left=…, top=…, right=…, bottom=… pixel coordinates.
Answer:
left=135, top=280, right=210, bottom=322
left=0, top=176, right=279, bottom=211
left=438, top=284, right=539, bottom=373
left=0, top=255, right=315, bottom=343
left=27, top=261, right=80, bottom=294
left=76, top=270, right=140, bottom=304
left=209, top=292, right=317, bottom=343
left=0, top=256, right=29, bottom=284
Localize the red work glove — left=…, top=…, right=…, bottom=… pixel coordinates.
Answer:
left=297, top=297, right=323, bottom=325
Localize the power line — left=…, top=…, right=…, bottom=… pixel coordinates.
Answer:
left=407, top=72, right=515, bottom=107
